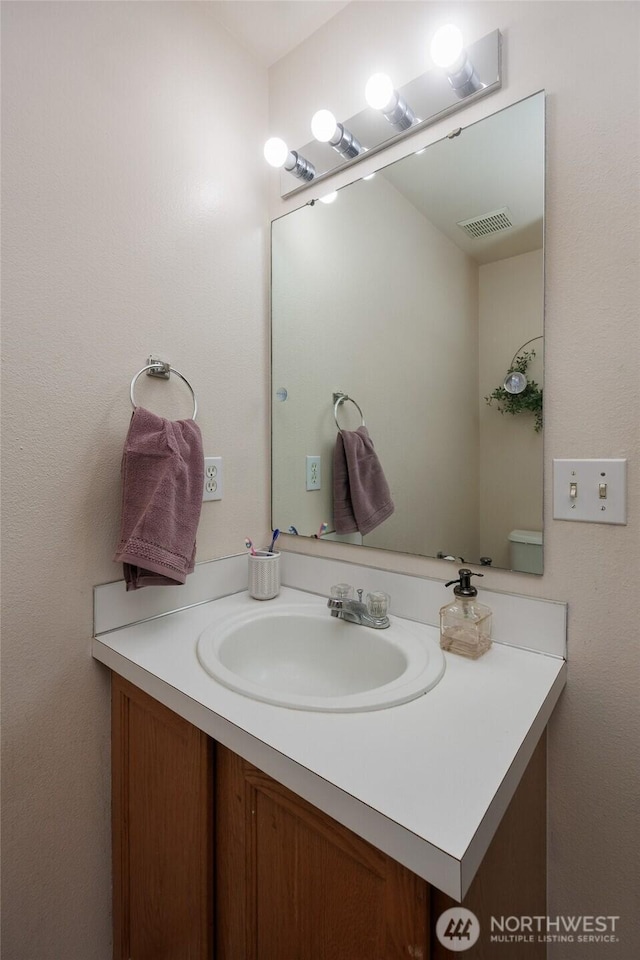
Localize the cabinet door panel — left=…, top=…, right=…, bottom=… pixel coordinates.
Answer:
left=216, top=745, right=429, bottom=960
left=112, top=675, right=213, bottom=960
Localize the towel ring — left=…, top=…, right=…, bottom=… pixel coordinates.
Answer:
left=333, top=392, right=365, bottom=431
left=130, top=363, right=198, bottom=420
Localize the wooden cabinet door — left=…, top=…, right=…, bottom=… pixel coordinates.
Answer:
left=111, top=675, right=213, bottom=960
left=215, top=745, right=429, bottom=960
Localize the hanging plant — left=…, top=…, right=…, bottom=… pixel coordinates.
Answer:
left=485, top=349, right=543, bottom=432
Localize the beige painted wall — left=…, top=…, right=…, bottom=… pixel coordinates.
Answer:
left=1, top=2, right=269, bottom=957
left=2, top=2, right=639, bottom=957
left=478, top=249, right=544, bottom=568
left=272, top=173, right=479, bottom=559
left=269, top=2, right=640, bottom=957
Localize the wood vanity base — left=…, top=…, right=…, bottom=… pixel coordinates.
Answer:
left=111, top=677, right=213, bottom=960
left=112, top=674, right=546, bottom=960
left=216, top=744, right=429, bottom=959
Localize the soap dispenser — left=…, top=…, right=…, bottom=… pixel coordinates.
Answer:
left=439, top=568, right=492, bottom=659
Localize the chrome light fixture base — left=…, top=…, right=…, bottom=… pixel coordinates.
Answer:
left=382, top=91, right=416, bottom=131
left=329, top=123, right=362, bottom=159
left=285, top=151, right=316, bottom=182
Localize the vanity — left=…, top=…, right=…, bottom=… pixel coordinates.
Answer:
left=95, top=69, right=560, bottom=957
left=93, top=554, right=566, bottom=960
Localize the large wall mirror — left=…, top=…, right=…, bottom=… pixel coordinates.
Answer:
left=272, top=92, right=545, bottom=573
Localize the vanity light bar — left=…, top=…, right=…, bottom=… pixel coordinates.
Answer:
left=265, top=27, right=501, bottom=196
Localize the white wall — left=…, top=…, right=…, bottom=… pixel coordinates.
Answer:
left=269, top=3, right=640, bottom=957
left=272, top=173, right=479, bottom=558
left=479, top=249, right=544, bottom=568
left=1, top=3, right=269, bottom=957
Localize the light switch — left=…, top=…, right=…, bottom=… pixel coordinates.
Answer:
left=553, top=459, right=627, bottom=524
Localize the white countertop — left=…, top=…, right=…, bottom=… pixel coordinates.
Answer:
left=92, top=585, right=566, bottom=900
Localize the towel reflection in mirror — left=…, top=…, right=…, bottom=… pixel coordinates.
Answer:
left=333, top=426, right=394, bottom=535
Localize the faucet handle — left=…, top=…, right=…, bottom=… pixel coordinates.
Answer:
left=366, top=591, right=390, bottom=619
left=330, top=583, right=354, bottom=600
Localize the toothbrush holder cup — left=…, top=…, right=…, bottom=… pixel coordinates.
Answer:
left=248, top=551, right=281, bottom=600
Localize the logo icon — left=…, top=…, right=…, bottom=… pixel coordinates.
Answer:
left=435, top=907, right=481, bottom=952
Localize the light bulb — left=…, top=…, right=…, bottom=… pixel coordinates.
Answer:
left=365, top=73, right=415, bottom=131
left=365, top=73, right=395, bottom=111
left=430, top=24, right=464, bottom=69
left=319, top=191, right=338, bottom=205
left=311, top=109, right=338, bottom=143
left=263, top=137, right=289, bottom=168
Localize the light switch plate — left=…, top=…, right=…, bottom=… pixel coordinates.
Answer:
left=553, top=458, right=627, bottom=524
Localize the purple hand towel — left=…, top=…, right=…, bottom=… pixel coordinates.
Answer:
left=333, top=426, right=394, bottom=536
left=113, top=407, right=204, bottom=590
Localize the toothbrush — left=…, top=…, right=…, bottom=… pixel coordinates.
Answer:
left=244, top=537, right=257, bottom=556
left=316, top=521, right=328, bottom=539
left=288, top=525, right=299, bottom=535
left=269, top=529, right=280, bottom=553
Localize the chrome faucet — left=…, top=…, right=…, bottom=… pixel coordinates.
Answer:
left=327, top=585, right=390, bottom=629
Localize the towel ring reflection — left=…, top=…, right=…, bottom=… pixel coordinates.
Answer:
left=130, top=362, right=198, bottom=420
left=333, top=391, right=365, bottom=431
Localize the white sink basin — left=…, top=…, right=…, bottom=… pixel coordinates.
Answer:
left=197, top=602, right=445, bottom=712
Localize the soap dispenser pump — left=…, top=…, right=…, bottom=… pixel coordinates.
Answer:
left=439, top=568, right=492, bottom=659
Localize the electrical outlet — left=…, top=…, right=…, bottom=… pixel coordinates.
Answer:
left=203, top=457, right=223, bottom=501
left=306, top=455, right=321, bottom=491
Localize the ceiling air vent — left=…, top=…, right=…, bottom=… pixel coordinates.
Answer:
left=457, top=206, right=513, bottom=239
